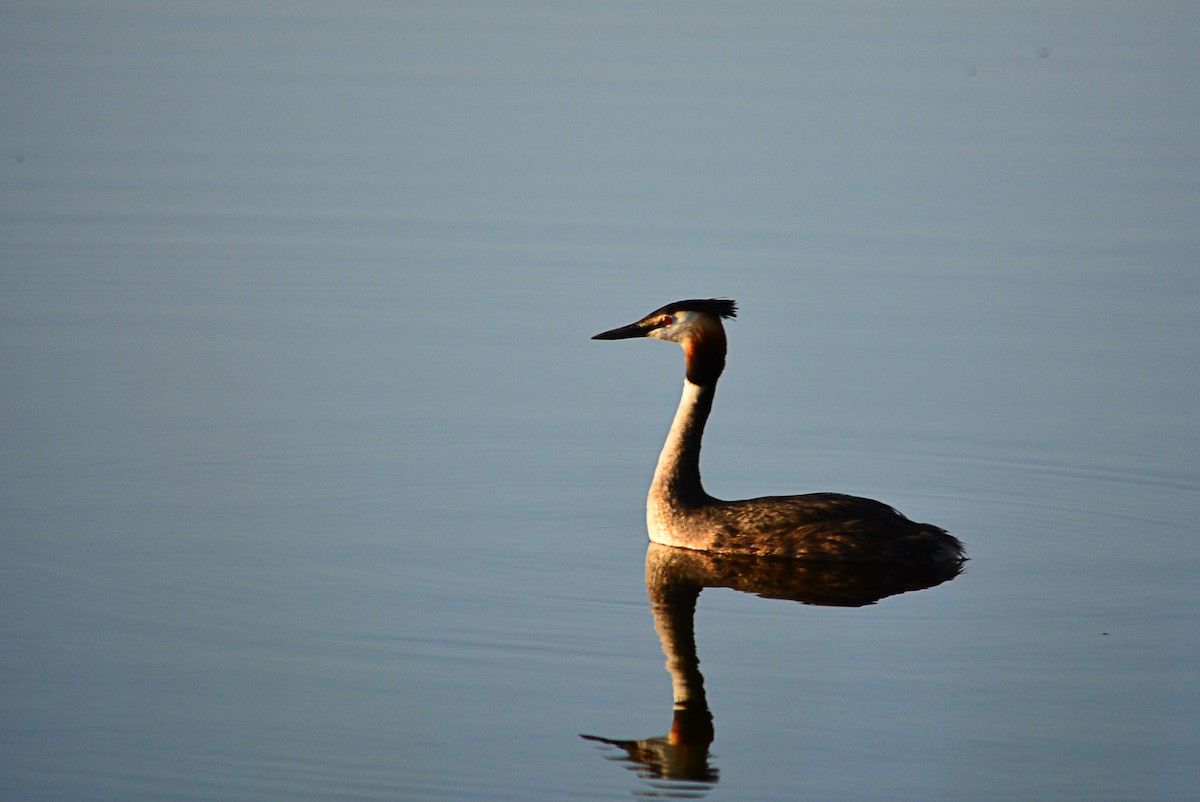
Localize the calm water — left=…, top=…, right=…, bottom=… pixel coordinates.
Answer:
left=3, top=3, right=1198, bottom=800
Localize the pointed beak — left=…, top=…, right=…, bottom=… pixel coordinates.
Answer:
left=592, top=321, right=649, bottom=340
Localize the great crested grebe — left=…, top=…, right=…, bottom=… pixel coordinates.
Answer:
left=593, top=299, right=965, bottom=565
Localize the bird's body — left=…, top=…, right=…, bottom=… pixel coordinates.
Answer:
left=593, top=299, right=965, bottom=565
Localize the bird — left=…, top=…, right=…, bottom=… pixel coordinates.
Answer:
left=592, top=299, right=965, bottom=565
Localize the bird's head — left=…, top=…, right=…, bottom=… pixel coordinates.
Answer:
left=592, top=299, right=737, bottom=386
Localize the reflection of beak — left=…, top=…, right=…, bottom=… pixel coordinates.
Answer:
left=592, top=322, right=648, bottom=340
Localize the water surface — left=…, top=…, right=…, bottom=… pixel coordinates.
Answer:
left=2, top=3, right=1198, bottom=800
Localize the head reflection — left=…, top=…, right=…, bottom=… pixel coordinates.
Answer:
left=582, top=542, right=963, bottom=797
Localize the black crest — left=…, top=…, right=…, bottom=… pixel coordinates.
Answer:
left=651, top=298, right=738, bottom=320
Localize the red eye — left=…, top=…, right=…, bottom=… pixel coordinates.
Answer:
left=660, top=315, right=673, bottom=326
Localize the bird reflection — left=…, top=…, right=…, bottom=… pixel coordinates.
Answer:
left=582, top=542, right=962, bottom=797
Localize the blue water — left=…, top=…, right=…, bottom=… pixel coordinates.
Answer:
left=2, top=3, right=1198, bottom=800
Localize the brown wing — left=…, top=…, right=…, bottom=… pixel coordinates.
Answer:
left=701, top=493, right=963, bottom=564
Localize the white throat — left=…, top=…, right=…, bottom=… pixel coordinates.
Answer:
left=649, top=380, right=716, bottom=510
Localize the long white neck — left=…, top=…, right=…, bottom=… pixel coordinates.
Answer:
left=650, top=379, right=717, bottom=508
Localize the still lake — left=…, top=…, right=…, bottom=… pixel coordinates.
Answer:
left=2, top=3, right=1198, bottom=800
